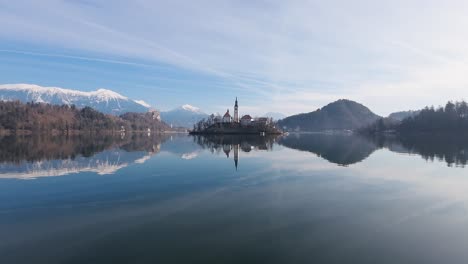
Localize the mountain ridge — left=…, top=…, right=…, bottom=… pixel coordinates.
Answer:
left=161, top=105, right=208, bottom=128
left=0, top=84, right=151, bottom=115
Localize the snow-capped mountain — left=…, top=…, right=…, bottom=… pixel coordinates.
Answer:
left=161, top=104, right=208, bottom=128
left=0, top=84, right=151, bottom=115
left=264, top=112, right=286, bottom=120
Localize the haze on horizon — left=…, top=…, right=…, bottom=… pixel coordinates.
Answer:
left=1, top=0, right=468, bottom=116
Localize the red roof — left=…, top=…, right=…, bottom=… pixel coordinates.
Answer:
left=241, top=115, right=252, bottom=120
left=223, top=110, right=231, bottom=117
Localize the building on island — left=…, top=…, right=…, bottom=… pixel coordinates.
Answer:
left=223, top=109, right=232, bottom=123
left=234, top=97, right=239, bottom=123
left=191, top=97, right=281, bottom=134
left=215, top=98, right=270, bottom=126
left=255, top=117, right=270, bottom=125
left=240, top=115, right=253, bottom=126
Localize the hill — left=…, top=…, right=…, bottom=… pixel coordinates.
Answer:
left=0, top=84, right=151, bottom=115
left=161, top=104, right=208, bottom=128
left=278, top=99, right=381, bottom=132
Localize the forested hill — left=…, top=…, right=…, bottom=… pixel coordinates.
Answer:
left=0, top=101, right=170, bottom=134
left=278, top=99, right=381, bottom=132
left=361, top=101, right=468, bottom=135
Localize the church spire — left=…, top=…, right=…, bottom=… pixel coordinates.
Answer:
left=234, top=97, right=239, bottom=122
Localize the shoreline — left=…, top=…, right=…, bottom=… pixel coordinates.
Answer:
left=0, top=129, right=183, bottom=137
left=189, top=131, right=282, bottom=135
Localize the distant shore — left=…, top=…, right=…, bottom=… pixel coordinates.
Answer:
left=0, top=129, right=183, bottom=137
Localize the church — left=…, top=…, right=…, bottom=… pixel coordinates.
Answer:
left=191, top=97, right=280, bottom=134
left=219, top=98, right=258, bottom=126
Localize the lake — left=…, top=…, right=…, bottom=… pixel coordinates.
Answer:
left=1, top=133, right=468, bottom=263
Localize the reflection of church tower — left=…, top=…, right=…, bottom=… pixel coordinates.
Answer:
left=234, top=144, right=239, bottom=170
left=234, top=97, right=239, bottom=123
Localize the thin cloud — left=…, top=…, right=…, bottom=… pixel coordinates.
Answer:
left=0, top=49, right=159, bottom=68
left=2, top=1, right=468, bottom=115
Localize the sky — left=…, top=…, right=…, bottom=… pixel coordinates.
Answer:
left=2, top=0, right=468, bottom=116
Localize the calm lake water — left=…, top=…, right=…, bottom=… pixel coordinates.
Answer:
left=1, top=133, right=468, bottom=263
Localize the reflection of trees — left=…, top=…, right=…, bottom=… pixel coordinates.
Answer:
left=278, top=133, right=378, bottom=166
left=192, top=135, right=277, bottom=154
left=375, top=134, right=468, bottom=167
left=279, top=133, right=468, bottom=167
left=0, top=134, right=170, bottom=164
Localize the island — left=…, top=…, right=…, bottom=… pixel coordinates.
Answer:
left=189, top=98, right=282, bottom=135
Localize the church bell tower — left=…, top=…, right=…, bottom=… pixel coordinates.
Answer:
left=234, top=97, right=239, bottom=122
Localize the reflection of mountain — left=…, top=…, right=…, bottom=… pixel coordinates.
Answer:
left=278, top=133, right=378, bottom=166
left=0, top=134, right=169, bottom=179
left=193, top=135, right=279, bottom=169
left=278, top=133, right=468, bottom=167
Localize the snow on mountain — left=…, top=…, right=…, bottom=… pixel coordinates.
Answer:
left=0, top=147, right=155, bottom=180
left=161, top=105, right=208, bottom=128
left=181, top=104, right=202, bottom=113
left=264, top=112, right=286, bottom=120
left=0, top=84, right=151, bottom=115
left=134, top=100, right=152, bottom=108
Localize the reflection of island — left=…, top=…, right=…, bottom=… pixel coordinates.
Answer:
left=193, top=135, right=278, bottom=169
left=0, top=134, right=170, bottom=179
left=278, top=133, right=379, bottom=166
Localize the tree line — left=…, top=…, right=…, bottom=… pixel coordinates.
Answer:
left=360, top=100, right=468, bottom=134
left=0, top=101, right=170, bottom=134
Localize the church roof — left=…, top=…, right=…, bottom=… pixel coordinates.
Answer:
left=223, top=109, right=231, bottom=117
left=241, top=115, right=252, bottom=120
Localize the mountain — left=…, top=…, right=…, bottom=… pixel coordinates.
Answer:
left=161, top=104, right=208, bottom=128
left=277, top=99, right=381, bottom=132
left=0, top=84, right=151, bottom=115
left=388, top=110, right=421, bottom=121
left=263, top=112, right=286, bottom=120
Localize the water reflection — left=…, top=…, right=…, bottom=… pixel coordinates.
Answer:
left=0, top=134, right=169, bottom=179
left=2, top=133, right=468, bottom=263
left=1, top=132, right=467, bottom=179
left=375, top=134, right=468, bottom=167
left=278, top=133, right=378, bottom=166
left=276, top=133, right=468, bottom=167
left=192, top=135, right=278, bottom=169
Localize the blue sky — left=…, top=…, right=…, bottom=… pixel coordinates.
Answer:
left=2, top=0, right=468, bottom=116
